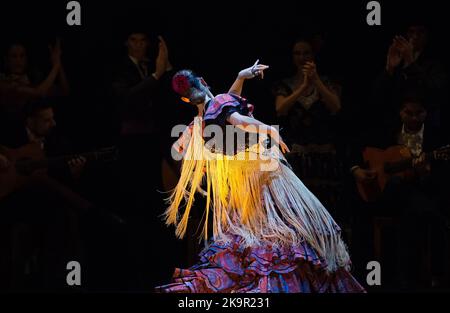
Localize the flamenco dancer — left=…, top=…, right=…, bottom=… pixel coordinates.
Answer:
left=156, top=61, right=365, bottom=293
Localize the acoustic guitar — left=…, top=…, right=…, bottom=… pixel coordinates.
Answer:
left=0, top=143, right=117, bottom=200
left=356, top=145, right=450, bottom=202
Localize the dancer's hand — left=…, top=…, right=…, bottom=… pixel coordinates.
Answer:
left=278, top=138, right=290, bottom=154
left=238, top=59, right=269, bottom=79
left=269, top=127, right=290, bottom=153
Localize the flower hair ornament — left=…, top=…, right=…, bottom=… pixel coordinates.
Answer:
left=172, top=69, right=212, bottom=104
left=172, top=70, right=202, bottom=96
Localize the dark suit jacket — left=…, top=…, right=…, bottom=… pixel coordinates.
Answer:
left=112, top=56, right=168, bottom=135
left=369, top=50, right=447, bottom=129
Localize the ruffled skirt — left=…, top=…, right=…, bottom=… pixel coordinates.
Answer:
left=155, top=235, right=365, bottom=293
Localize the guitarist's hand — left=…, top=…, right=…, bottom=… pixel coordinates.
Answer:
left=68, top=156, right=86, bottom=179
left=0, top=154, right=10, bottom=170
left=353, top=168, right=377, bottom=183
left=412, top=153, right=431, bottom=177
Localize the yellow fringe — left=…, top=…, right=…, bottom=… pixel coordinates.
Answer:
left=164, top=116, right=350, bottom=272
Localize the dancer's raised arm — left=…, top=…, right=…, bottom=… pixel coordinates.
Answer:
left=228, top=59, right=269, bottom=96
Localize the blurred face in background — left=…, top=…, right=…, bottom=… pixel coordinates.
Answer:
left=406, top=25, right=428, bottom=52
left=126, top=33, right=149, bottom=61
left=27, top=107, right=56, bottom=138
left=6, top=44, right=28, bottom=75
left=292, top=41, right=314, bottom=70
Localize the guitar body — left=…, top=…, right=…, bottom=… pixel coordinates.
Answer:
left=357, top=145, right=414, bottom=202
left=0, top=143, right=47, bottom=200
left=1, top=143, right=117, bottom=201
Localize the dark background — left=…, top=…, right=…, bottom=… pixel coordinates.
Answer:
left=0, top=0, right=449, bottom=292
left=1, top=0, right=449, bottom=146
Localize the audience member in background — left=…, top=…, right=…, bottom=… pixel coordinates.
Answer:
left=272, top=38, right=344, bottom=219
left=370, top=22, right=447, bottom=130
left=272, top=38, right=341, bottom=147
left=0, top=39, right=70, bottom=123
left=111, top=28, right=179, bottom=290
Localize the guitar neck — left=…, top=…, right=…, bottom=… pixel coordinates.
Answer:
left=16, top=149, right=114, bottom=172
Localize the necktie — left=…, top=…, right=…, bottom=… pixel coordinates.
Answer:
left=138, top=62, right=148, bottom=78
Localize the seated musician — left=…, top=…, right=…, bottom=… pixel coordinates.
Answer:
left=0, top=98, right=88, bottom=291
left=349, top=93, right=448, bottom=290
left=0, top=99, right=86, bottom=181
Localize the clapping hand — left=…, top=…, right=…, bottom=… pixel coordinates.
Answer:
left=303, top=61, right=319, bottom=84
left=49, top=37, right=62, bottom=68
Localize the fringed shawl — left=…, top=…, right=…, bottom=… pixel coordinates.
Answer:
left=164, top=95, right=350, bottom=272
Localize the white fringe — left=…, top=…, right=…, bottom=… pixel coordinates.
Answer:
left=164, top=117, right=350, bottom=272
